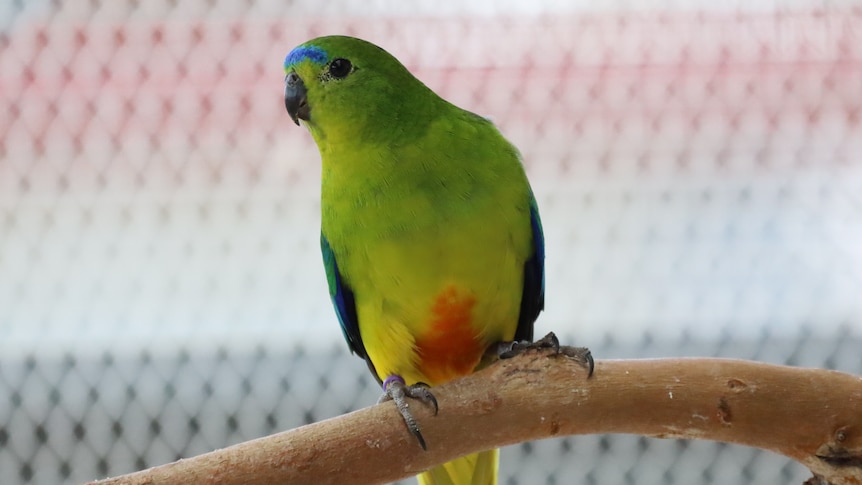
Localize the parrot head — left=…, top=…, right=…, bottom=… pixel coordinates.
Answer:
left=283, top=36, right=443, bottom=145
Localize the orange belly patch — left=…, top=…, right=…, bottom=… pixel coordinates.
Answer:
left=415, top=285, right=483, bottom=385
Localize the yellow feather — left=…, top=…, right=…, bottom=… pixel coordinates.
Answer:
left=419, top=450, right=499, bottom=485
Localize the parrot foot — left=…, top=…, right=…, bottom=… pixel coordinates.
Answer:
left=496, top=331, right=595, bottom=377
left=377, top=375, right=438, bottom=450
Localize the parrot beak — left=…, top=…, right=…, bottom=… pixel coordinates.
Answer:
left=285, top=71, right=309, bottom=126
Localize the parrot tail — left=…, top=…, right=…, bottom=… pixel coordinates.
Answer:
left=417, top=449, right=498, bottom=485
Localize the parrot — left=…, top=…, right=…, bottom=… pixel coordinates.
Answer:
left=283, top=35, right=572, bottom=485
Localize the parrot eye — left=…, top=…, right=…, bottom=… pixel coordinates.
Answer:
left=328, top=58, right=352, bottom=79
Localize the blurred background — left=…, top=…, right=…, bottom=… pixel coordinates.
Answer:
left=1, top=1, right=861, bottom=484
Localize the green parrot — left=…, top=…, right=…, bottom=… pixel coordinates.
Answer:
left=284, top=35, right=549, bottom=485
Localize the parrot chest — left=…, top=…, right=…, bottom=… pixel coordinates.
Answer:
left=323, top=185, right=530, bottom=385
left=319, top=126, right=533, bottom=384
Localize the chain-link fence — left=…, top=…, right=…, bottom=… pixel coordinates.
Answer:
left=1, top=2, right=861, bottom=484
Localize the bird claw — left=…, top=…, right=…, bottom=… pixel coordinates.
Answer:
left=497, top=331, right=560, bottom=358
left=496, top=331, right=595, bottom=377
left=561, top=345, right=595, bottom=377
left=378, top=375, right=438, bottom=450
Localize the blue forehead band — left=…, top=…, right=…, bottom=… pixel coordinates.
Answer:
left=284, top=45, right=328, bottom=71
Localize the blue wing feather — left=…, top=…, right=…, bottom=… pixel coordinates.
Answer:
left=320, top=234, right=366, bottom=358
left=515, top=194, right=544, bottom=342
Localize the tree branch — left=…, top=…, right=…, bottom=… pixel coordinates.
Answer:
left=88, top=350, right=862, bottom=485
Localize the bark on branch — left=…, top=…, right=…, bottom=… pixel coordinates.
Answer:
left=89, top=350, right=862, bottom=485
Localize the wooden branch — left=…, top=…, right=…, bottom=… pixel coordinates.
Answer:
left=88, top=350, right=862, bottom=485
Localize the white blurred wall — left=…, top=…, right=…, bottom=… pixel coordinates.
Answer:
left=1, top=2, right=860, bottom=361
